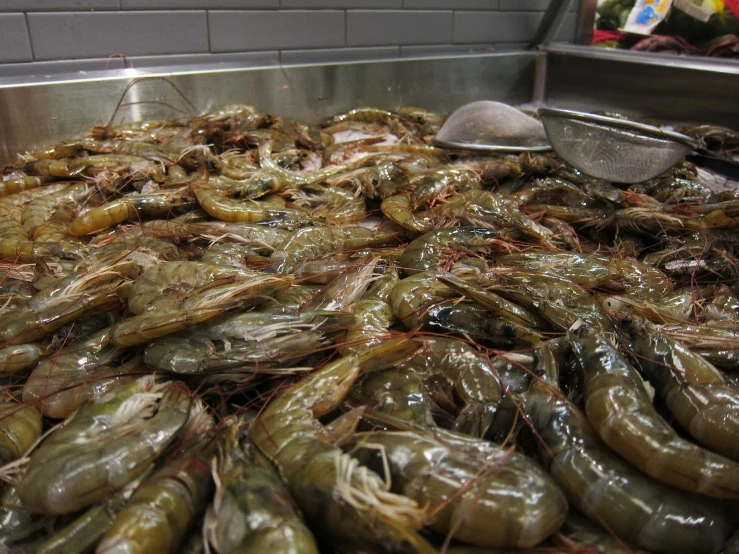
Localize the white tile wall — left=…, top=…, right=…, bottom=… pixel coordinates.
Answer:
left=122, top=1, right=279, bottom=8
left=282, top=0, right=401, bottom=7
left=0, top=0, right=582, bottom=76
left=0, top=14, right=32, bottom=62
left=402, top=0, right=498, bottom=8
left=454, top=11, right=544, bottom=43
left=209, top=10, right=345, bottom=51
left=27, top=11, right=209, bottom=60
left=347, top=10, right=453, bottom=46
left=0, top=1, right=119, bottom=11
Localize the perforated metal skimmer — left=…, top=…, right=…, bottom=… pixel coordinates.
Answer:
left=538, top=108, right=700, bottom=184
left=432, top=101, right=552, bottom=152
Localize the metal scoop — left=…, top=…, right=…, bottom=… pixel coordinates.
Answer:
left=432, top=101, right=552, bottom=153
left=539, top=108, right=739, bottom=184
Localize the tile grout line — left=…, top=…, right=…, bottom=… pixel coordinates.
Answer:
left=23, top=12, right=35, bottom=61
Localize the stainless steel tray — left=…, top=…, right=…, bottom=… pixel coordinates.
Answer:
left=0, top=54, right=537, bottom=163
left=1, top=47, right=738, bottom=163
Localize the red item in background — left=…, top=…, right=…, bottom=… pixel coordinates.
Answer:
left=630, top=34, right=701, bottom=54
left=704, top=34, right=739, bottom=56
left=725, top=0, right=739, bottom=19
left=593, top=29, right=624, bottom=43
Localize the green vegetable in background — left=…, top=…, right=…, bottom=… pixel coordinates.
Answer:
left=597, top=0, right=637, bottom=31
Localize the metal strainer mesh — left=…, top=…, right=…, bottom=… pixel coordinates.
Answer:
left=539, top=109, right=698, bottom=184
left=435, top=101, right=550, bottom=149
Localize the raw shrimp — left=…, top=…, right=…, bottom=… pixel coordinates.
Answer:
left=380, top=193, right=438, bottom=233
left=397, top=336, right=503, bottom=438
left=0, top=184, right=69, bottom=221
left=438, top=270, right=548, bottom=330
left=439, top=191, right=556, bottom=248
left=257, top=140, right=345, bottom=185
left=613, top=207, right=704, bottom=235
left=257, top=284, right=321, bottom=314
left=324, top=160, right=402, bottom=199
left=123, top=261, right=268, bottom=315
left=17, top=377, right=191, bottom=514
left=0, top=401, right=42, bottom=466
left=390, top=271, right=459, bottom=329
left=68, top=186, right=195, bottom=236
left=196, top=309, right=350, bottom=345
left=22, top=327, right=133, bottom=419
left=629, top=321, right=739, bottom=462
left=285, top=182, right=367, bottom=223
left=601, top=292, right=696, bottom=324
left=657, top=322, right=739, bottom=370
left=205, top=417, right=319, bottom=554
left=270, top=226, right=397, bottom=274
left=0, top=215, right=87, bottom=263
left=183, top=221, right=290, bottom=254
left=0, top=344, right=40, bottom=374
left=18, top=159, right=85, bottom=178
left=112, top=272, right=291, bottom=347
left=523, top=343, right=730, bottom=554
left=399, top=227, right=499, bottom=275
left=301, top=256, right=380, bottom=312
left=0, top=176, right=54, bottom=198
left=390, top=271, right=541, bottom=348
left=0, top=262, right=131, bottom=345
left=322, top=106, right=414, bottom=127
left=425, top=302, right=543, bottom=349
left=87, top=236, right=182, bottom=268
left=35, top=473, right=147, bottom=554
left=409, top=167, right=483, bottom=210
left=0, top=238, right=88, bottom=264
left=67, top=154, right=166, bottom=183
left=55, top=137, right=173, bottom=163
left=350, top=425, right=568, bottom=549
left=191, top=177, right=302, bottom=223
left=495, top=251, right=612, bottom=288
left=96, top=452, right=213, bottom=554
left=143, top=325, right=328, bottom=375
left=0, top=218, right=28, bottom=243
left=0, top=482, right=48, bottom=546
left=607, top=257, right=673, bottom=299
left=294, top=254, right=362, bottom=284
left=357, top=367, right=436, bottom=428
left=555, top=512, right=650, bottom=554
left=569, top=322, right=739, bottom=498
left=111, top=261, right=292, bottom=346
left=250, top=338, right=437, bottom=553
left=340, top=267, right=399, bottom=355
left=479, top=270, right=616, bottom=334
left=22, top=182, right=94, bottom=240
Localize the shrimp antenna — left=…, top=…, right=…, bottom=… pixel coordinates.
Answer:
left=105, top=76, right=200, bottom=129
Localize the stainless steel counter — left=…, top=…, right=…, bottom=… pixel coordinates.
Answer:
left=0, top=53, right=537, bottom=163
left=0, top=46, right=738, bottom=163
left=542, top=45, right=739, bottom=128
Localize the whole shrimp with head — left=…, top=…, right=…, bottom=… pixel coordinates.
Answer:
left=17, top=376, right=191, bottom=515
left=250, top=337, right=438, bottom=553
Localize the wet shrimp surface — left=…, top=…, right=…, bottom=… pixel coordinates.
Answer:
left=0, top=104, right=738, bottom=554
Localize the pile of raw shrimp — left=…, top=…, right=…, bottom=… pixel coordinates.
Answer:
left=0, top=102, right=738, bottom=554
